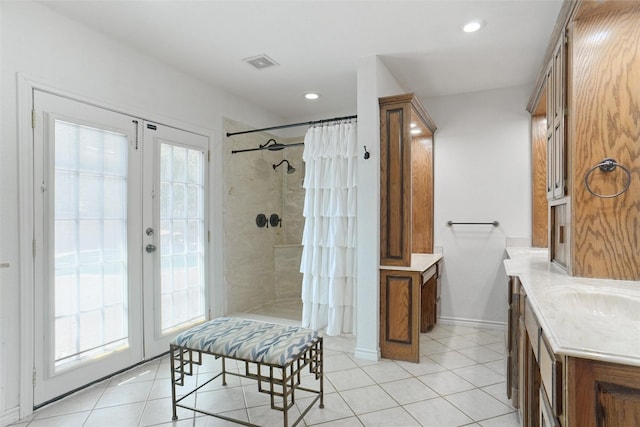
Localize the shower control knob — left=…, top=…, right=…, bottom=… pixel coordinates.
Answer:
left=145, top=244, right=157, bottom=253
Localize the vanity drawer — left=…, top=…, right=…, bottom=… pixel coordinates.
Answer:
left=524, top=297, right=541, bottom=362
left=539, top=333, right=562, bottom=415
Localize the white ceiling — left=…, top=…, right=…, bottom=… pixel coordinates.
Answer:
left=42, top=0, right=563, bottom=122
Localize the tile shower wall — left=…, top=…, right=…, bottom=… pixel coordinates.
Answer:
left=223, top=119, right=305, bottom=313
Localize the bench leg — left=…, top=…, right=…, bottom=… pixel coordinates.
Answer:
left=320, top=338, right=324, bottom=408
left=282, top=367, right=288, bottom=427
left=222, top=356, right=227, bottom=386
left=170, top=346, right=178, bottom=420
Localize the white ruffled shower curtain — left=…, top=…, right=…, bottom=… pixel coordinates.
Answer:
left=300, top=121, right=357, bottom=336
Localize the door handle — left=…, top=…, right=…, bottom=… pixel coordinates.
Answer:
left=145, top=244, right=156, bottom=253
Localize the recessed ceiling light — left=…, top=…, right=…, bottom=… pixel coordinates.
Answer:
left=463, top=21, right=482, bottom=33
left=304, top=93, right=320, bottom=100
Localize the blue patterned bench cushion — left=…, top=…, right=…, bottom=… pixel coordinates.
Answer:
left=171, top=317, right=319, bottom=366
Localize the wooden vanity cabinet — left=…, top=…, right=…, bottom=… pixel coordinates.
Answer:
left=380, top=261, right=440, bottom=363
left=507, top=277, right=563, bottom=427
left=506, top=276, right=522, bottom=404
left=567, top=358, right=640, bottom=426
left=379, top=93, right=439, bottom=363
left=379, top=93, right=436, bottom=267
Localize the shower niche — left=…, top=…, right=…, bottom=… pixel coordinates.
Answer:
left=378, top=93, right=443, bottom=363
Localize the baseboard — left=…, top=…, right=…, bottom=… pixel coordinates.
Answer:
left=1, top=407, right=20, bottom=427
left=438, top=316, right=505, bottom=331
left=353, top=346, right=380, bottom=362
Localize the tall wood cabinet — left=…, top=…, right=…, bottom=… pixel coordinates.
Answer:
left=379, top=94, right=436, bottom=266
left=529, top=0, right=640, bottom=280
left=378, top=93, right=440, bottom=363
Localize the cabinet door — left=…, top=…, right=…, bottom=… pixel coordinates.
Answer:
left=380, top=269, right=420, bottom=362
left=380, top=102, right=412, bottom=266
left=552, top=38, right=565, bottom=128
left=568, top=357, right=640, bottom=426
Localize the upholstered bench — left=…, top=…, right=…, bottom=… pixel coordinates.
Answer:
left=170, top=317, right=323, bottom=426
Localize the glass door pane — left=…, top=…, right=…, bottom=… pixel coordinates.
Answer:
left=54, top=120, right=129, bottom=370
left=159, top=143, right=205, bottom=333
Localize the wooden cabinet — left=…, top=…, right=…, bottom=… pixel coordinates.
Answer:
left=379, top=93, right=440, bottom=363
left=567, top=357, right=640, bottom=427
left=379, top=93, right=436, bottom=267
left=506, top=276, right=522, bottom=405
left=529, top=1, right=640, bottom=280
left=507, top=277, right=563, bottom=427
left=545, top=36, right=567, bottom=202
left=380, top=260, right=440, bottom=363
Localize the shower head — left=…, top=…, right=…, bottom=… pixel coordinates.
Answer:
left=273, top=159, right=296, bottom=174
left=261, top=138, right=286, bottom=151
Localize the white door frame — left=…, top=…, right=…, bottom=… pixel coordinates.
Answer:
left=17, top=74, right=223, bottom=419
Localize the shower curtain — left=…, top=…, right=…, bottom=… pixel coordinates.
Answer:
left=300, top=121, right=357, bottom=336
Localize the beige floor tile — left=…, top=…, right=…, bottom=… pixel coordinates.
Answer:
left=95, top=381, right=154, bottom=408
left=339, top=384, right=398, bottom=415
left=326, top=367, right=375, bottom=391
left=358, top=407, right=420, bottom=426
left=445, top=389, right=513, bottom=421
left=418, top=370, right=475, bottom=396
left=380, top=377, right=438, bottom=405
left=479, top=411, right=522, bottom=427
left=404, top=397, right=473, bottom=427
left=362, top=361, right=412, bottom=384
left=27, top=412, right=90, bottom=427
left=429, top=350, right=477, bottom=369
left=452, top=364, right=505, bottom=388
left=84, top=402, right=146, bottom=427
left=295, top=392, right=355, bottom=425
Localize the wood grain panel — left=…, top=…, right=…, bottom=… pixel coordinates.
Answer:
left=412, top=135, right=433, bottom=253
left=567, top=357, right=640, bottom=426
left=570, top=6, right=640, bottom=280
left=385, top=275, right=412, bottom=343
left=574, top=0, right=639, bottom=20
left=379, top=269, right=419, bottom=362
left=531, top=115, right=549, bottom=247
left=380, top=104, right=411, bottom=265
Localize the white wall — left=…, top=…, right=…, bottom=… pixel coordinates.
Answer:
left=354, top=56, right=405, bottom=360
left=0, top=2, right=282, bottom=421
left=427, top=85, right=532, bottom=326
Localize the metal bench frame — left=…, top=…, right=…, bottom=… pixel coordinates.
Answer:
left=170, top=336, right=323, bottom=426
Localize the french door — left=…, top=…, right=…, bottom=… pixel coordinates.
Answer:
left=32, top=91, right=208, bottom=405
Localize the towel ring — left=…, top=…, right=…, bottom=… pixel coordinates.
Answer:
left=584, top=158, right=631, bottom=198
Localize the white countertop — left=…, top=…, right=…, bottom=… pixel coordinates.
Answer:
left=380, top=253, right=443, bottom=272
left=505, top=247, right=640, bottom=367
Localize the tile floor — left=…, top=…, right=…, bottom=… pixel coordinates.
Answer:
left=10, top=318, right=521, bottom=427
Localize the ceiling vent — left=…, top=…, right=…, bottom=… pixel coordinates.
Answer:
left=243, top=54, right=279, bottom=70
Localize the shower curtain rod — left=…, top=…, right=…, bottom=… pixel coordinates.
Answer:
left=225, top=114, right=357, bottom=137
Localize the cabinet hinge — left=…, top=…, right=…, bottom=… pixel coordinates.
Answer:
left=32, top=239, right=36, bottom=258
left=208, top=231, right=210, bottom=242
left=31, top=109, right=36, bottom=129
left=32, top=368, right=37, bottom=386
left=208, top=150, right=211, bottom=162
